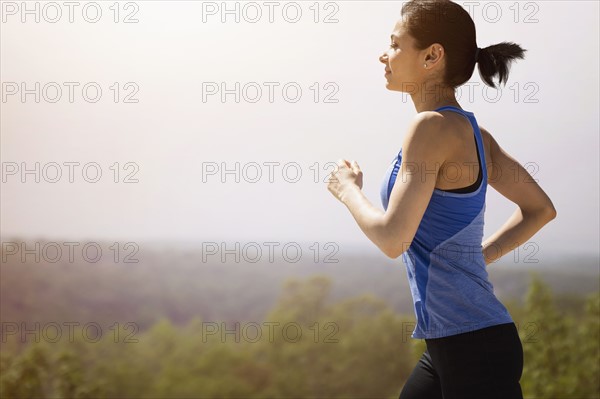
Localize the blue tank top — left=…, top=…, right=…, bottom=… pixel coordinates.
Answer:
left=380, top=106, right=514, bottom=339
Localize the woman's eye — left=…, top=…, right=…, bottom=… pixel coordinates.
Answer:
left=390, top=42, right=397, bottom=48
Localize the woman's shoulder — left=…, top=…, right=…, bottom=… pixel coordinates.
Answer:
left=413, top=109, right=469, bottom=147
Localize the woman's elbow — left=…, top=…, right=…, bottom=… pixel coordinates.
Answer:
left=383, top=248, right=401, bottom=259
left=544, top=202, right=557, bottom=222
left=522, top=202, right=557, bottom=223
left=547, top=206, right=557, bottom=221
left=532, top=205, right=557, bottom=227
left=378, top=218, right=411, bottom=259
left=382, top=240, right=410, bottom=259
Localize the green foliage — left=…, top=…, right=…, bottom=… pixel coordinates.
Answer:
left=263, top=276, right=414, bottom=398
left=519, top=273, right=600, bottom=399
left=1, top=274, right=598, bottom=399
left=1, top=345, right=48, bottom=398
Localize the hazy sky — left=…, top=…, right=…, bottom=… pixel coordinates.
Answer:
left=1, top=1, right=599, bottom=262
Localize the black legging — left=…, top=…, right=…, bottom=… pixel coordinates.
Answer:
left=399, top=322, right=524, bottom=399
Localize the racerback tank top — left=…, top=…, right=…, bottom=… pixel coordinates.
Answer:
left=380, top=106, right=514, bottom=339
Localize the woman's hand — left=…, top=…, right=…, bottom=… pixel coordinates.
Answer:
left=327, top=159, right=363, bottom=203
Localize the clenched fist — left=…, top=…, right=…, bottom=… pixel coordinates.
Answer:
left=327, top=159, right=363, bottom=203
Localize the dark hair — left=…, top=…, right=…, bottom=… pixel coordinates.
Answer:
left=401, top=0, right=526, bottom=89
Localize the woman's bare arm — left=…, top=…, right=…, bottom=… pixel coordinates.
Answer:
left=480, top=128, right=557, bottom=265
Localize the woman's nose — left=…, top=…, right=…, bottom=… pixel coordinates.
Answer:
left=379, top=53, right=387, bottom=64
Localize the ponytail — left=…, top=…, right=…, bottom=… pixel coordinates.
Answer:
left=477, top=42, right=527, bottom=88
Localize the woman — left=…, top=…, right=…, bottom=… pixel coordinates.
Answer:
left=326, top=1, right=557, bottom=398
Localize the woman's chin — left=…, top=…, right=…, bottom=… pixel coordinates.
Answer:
left=384, top=81, right=397, bottom=90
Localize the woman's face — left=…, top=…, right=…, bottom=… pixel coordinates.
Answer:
left=379, top=21, right=427, bottom=92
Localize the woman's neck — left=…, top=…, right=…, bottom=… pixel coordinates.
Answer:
left=409, top=83, right=461, bottom=113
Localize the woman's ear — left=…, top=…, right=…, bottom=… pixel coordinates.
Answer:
left=425, top=44, right=444, bottom=64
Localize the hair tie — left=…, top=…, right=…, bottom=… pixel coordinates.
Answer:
left=475, top=47, right=481, bottom=62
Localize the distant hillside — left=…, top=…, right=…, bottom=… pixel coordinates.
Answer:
left=1, top=242, right=598, bottom=331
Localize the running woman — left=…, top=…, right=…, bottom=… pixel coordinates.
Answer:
left=326, top=1, right=557, bottom=398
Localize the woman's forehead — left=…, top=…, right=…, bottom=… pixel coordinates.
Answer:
left=392, top=21, right=408, bottom=39
left=392, top=23, right=414, bottom=46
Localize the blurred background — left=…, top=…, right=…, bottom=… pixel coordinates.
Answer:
left=1, top=1, right=598, bottom=398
